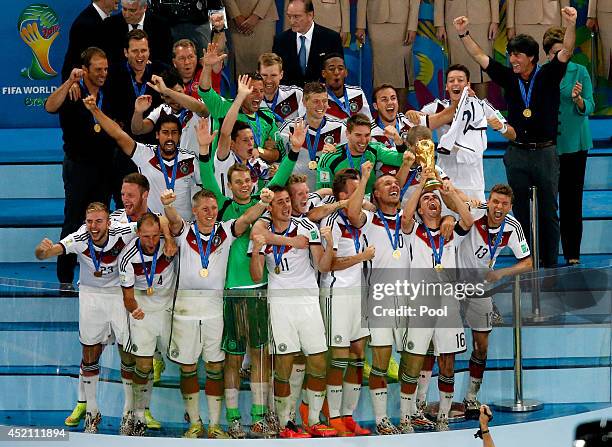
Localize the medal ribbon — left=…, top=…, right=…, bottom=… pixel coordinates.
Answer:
left=270, top=221, right=291, bottom=272
left=178, top=108, right=188, bottom=126
left=399, top=168, right=419, bottom=202
left=345, top=144, right=367, bottom=173
left=265, top=90, right=285, bottom=123
left=88, top=236, right=108, bottom=274
left=337, top=210, right=360, bottom=254
left=327, top=87, right=351, bottom=116
left=80, top=80, right=104, bottom=127
left=155, top=146, right=179, bottom=190
left=193, top=220, right=217, bottom=270
left=305, top=117, right=326, bottom=162
left=137, top=239, right=159, bottom=290
left=486, top=218, right=506, bottom=267
left=376, top=209, right=401, bottom=252
left=127, top=62, right=148, bottom=97
left=518, top=65, right=540, bottom=112
left=248, top=113, right=262, bottom=148
left=423, top=225, right=444, bottom=266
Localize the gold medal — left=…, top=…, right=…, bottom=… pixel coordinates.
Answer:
left=488, top=260, right=494, bottom=269
left=94, top=123, right=101, bottom=133
left=308, top=160, right=317, bottom=170
left=93, top=271, right=102, bottom=278
left=200, top=268, right=208, bottom=278
left=392, top=249, right=401, bottom=259
left=146, top=286, right=154, bottom=296
left=522, top=108, right=532, bottom=118
left=434, top=264, right=443, bottom=272
left=274, top=266, right=281, bottom=274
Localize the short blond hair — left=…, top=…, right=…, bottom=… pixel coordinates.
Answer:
left=85, top=202, right=109, bottom=215
left=258, top=52, right=283, bottom=71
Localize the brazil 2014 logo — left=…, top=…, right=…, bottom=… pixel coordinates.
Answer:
left=18, top=4, right=60, bottom=80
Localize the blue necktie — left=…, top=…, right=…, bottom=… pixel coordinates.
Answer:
left=298, top=35, right=307, bottom=75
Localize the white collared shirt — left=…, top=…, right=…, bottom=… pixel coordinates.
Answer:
left=130, top=12, right=146, bottom=30
left=92, top=2, right=110, bottom=20
left=295, top=21, right=315, bottom=64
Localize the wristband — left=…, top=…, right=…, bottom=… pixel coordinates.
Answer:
left=459, top=30, right=470, bottom=38
left=498, top=123, right=508, bottom=134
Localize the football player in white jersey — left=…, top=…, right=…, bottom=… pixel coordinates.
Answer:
left=250, top=185, right=337, bottom=438
left=35, top=203, right=136, bottom=435
left=258, top=53, right=305, bottom=125
left=346, top=161, right=412, bottom=435
left=322, top=54, right=372, bottom=121
left=118, top=213, right=177, bottom=436
left=212, top=75, right=271, bottom=199
left=416, top=64, right=516, bottom=201
left=319, top=168, right=376, bottom=436
left=131, top=69, right=209, bottom=155
left=83, top=95, right=201, bottom=221
left=400, top=169, right=474, bottom=432
left=458, top=184, right=532, bottom=417
left=160, top=185, right=274, bottom=438
left=279, top=82, right=348, bottom=190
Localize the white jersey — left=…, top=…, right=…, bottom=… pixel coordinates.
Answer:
left=118, top=237, right=177, bottom=311
left=422, top=90, right=506, bottom=192
left=421, top=98, right=451, bottom=140
left=399, top=164, right=449, bottom=208
left=408, top=221, right=469, bottom=269
left=249, top=216, right=321, bottom=294
left=213, top=151, right=269, bottom=198
left=110, top=208, right=161, bottom=225
left=175, top=220, right=237, bottom=291
left=61, top=223, right=137, bottom=288
left=261, top=85, right=305, bottom=124
left=131, top=142, right=201, bottom=221
left=145, top=104, right=206, bottom=155
left=326, top=85, right=372, bottom=122
left=320, top=211, right=365, bottom=289
left=279, top=116, right=347, bottom=190
left=370, top=113, right=422, bottom=149
left=361, top=209, right=410, bottom=270
left=459, top=208, right=530, bottom=269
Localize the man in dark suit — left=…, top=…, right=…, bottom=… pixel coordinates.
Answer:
left=273, top=0, right=343, bottom=87
left=61, top=0, right=119, bottom=80
left=102, top=0, right=173, bottom=67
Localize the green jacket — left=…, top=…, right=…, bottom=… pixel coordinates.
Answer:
left=557, top=62, right=594, bottom=155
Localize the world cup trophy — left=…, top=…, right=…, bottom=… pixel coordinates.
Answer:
left=415, top=139, right=442, bottom=191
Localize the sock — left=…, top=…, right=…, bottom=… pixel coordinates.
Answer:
left=416, top=353, right=435, bottom=407
left=250, top=382, right=268, bottom=423
left=326, top=358, right=348, bottom=419
left=288, top=363, right=306, bottom=411
left=81, top=361, right=100, bottom=415
left=225, top=388, right=241, bottom=422
left=438, top=375, right=455, bottom=420
left=368, top=366, right=388, bottom=424
left=132, top=368, right=150, bottom=422
left=143, top=372, right=154, bottom=412
left=120, top=361, right=134, bottom=413
left=180, top=369, right=200, bottom=424
left=306, top=388, right=326, bottom=426
left=242, top=350, right=251, bottom=370
left=466, top=354, right=486, bottom=401
left=341, top=359, right=363, bottom=417
left=184, top=393, right=200, bottom=425
left=274, top=375, right=291, bottom=427
left=400, top=371, right=419, bottom=421
left=205, top=368, right=224, bottom=426
left=77, top=367, right=86, bottom=403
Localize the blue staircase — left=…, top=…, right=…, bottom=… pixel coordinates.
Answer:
left=0, top=120, right=610, bottom=278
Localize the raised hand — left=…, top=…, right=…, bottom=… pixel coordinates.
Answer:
left=202, top=42, right=227, bottom=67
left=406, top=110, right=424, bottom=125
left=384, top=124, right=403, bottom=145
left=82, top=94, right=98, bottom=112
left=69, top=68, right=84, bottom=84
left=160, top=189, right=176, bottom=206
left=236, top=74, right=253, bottom=99
left=561, top=7, right=578, bottom=25
left=146, top=74, right=167, bottom=94
left=252, top=234, right=266, bottom=251
left=196, top=118, right=218, bottom=154
left=402, top=150, right=416, bottom=167
left=453, top=16, right=469, bottom=35
left=487, top=116, right=503, bottom=131
left=289, top=119, right=306, bottom=149
left=361, top=160, right=373, bottom=179
left=259, top=187, right=274, bottom=204
left=134, top=95, right=153, bottom=113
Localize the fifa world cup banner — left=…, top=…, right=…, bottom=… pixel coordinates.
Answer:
left=0, top=1, right=90, bottom=128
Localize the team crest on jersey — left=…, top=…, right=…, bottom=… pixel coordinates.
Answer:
left=281, top=103, right=292, bottom=116
left=349, top=101, right=358, bottom=112
left=324, top=135, right=335, bottom=145
left=131, top=344, right=138, bottom=353
left=406, top=341, right=414, bottom=350
left=179, top=161, right=190, bottom=174
left=278, top=343, right=287, bottom=352
left=334, top=335, right=343, bottom=344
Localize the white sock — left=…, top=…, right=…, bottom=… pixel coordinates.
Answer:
left=466, top=377, right=483, bottom=401
left=144, top=376, right=153, bottom=410
left=225, top=387, right=240, bottom=412
left=121, top=377, right=134, bottom=413
left=83, top=374, right=100, bottom=415
left=132, top=383, right=148, bottom=422
left=274, top=395, right=290, bottom=427
left=288, top=364, right=306, bottom=410
left=438, top=392, right=454, bottom=421
left=206, top=394, right=223, bottom=426
left=326, top=384, right=343, bottom=419
left=183, top=392, right=200, bottom=424
left=340, top=382, right=361, bottom=416
left=400, top=391, right=417, bottom=422
left=416, top=370, right=433, bottom=406
left=251, top=382, right=268, bottom=408
left=369, top=387, right=388, bottom=424
left=78, top=370, right=86, bottom=402
left=307, top=388, right=325, bottom=426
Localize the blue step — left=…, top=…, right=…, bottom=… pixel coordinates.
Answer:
left=0, top=129, right=63, bottom=164
left=0, top=165, right=63, bottom=199
left=0, top=228, right=61, bottom=263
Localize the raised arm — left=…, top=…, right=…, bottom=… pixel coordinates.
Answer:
left=218, top=74, right=253, bottom=160
left=401, top=168, right=429, bottom=234
left=440, top=180, right=474, bottom=230
left=160, top=189, right=184, bottom=236
left=131, top=95, right=154, bottom=135
left=196, top=117, right=225, bottom=203
left=311, top=227, right=334, bottom=273
left=234, top=188, right=274, bottom=236
left=557, top=7, right=578, bottom=63
left=82, top=95, right=136, bottom=156
left=45, top=68, right=83, bottom=113
left=249, top=234, right=266, bottom=283
left=307, top=199, right=348, bottom=223
left=395, top=150, right=416, bottom=191
left=452, top=16, right=490, bottom=70
left=347, top=161, right=371, bottom=227
left=34, top=238, right=64, bottom=260
left=148, top=75, right=209, bottom=117
left=266, top=120, right=306, bottom=187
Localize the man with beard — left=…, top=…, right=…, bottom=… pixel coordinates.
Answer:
left=280, top=82, right=347, bottom=190
left=199, top=43, right=281, bottom=163
left=84, top=97, right=201, bottom=222
left=259, top=53, right=305, bottom=125
left=322, top=54, right=371, bottom=122
left=35, top=203, right=136, bottom=434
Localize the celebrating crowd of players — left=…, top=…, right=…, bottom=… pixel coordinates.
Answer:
left=36, top=4, right=542, bottom=440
